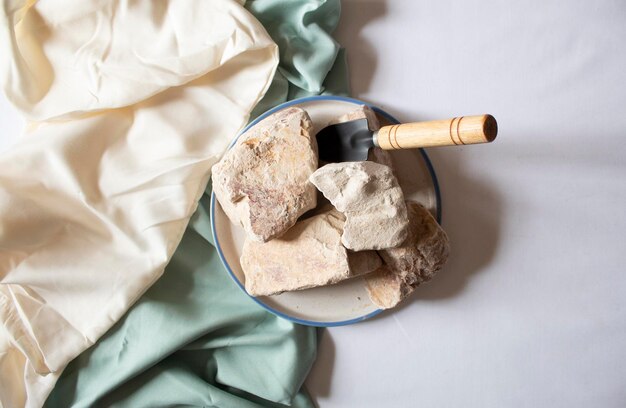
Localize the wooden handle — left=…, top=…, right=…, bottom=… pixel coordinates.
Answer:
left=375, top=114, right=497, bottom=150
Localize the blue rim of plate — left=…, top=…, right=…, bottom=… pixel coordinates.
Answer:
left=210, top=95, right=442, bottom=327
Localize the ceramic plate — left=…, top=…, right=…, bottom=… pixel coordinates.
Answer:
left=210, top=96, right=441, bottom=327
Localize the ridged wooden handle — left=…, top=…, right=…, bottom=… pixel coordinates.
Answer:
left=375, top=114, right=497, bottom=150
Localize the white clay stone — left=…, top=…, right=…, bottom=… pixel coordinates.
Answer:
left=309, top=161, right=409, bottom=251
left=365, top=201, right=450, bottom=309
left=212, top=107, right=318, bottom=242
left=241, top=210, right=382, bottom=296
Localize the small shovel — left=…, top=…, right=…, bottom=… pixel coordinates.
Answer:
left=316, top=114, right=498, bottom=162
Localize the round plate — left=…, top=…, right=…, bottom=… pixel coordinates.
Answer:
left=210, top=95, right=441, bottom=327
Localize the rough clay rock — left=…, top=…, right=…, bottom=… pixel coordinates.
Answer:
left=365, top=201, right=450, bottom=309
left=212, top=107, right=318, bottom=242
left=241, top=210, right=382, bottom=296
left=309, top=161, right=409, bottom=251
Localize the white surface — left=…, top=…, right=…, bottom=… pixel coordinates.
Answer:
left=212, top=97, right=437, bottom=325
left=305, top=1, right=626, bottom=407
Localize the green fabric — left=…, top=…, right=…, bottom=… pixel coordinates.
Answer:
left=45, top=1, right=347, bottom=407
left=249, top=0, right=349, bottom=117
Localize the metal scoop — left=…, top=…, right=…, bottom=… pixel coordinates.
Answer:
left=316, top=114, right=498, bottom=162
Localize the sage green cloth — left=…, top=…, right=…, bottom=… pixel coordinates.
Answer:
left=45, top=0, right=347, bottom=407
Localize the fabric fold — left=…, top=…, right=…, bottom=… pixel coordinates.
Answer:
left=248, top=0, right=341, bottom=94
left=2, top=0, right=272, bottom=121
left=44, top=0, right=348, bottom=406
left=0, top=1, right=278, bottom=406
left=47, top=201, right=318, bottom=407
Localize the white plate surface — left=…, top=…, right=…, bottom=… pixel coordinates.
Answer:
left=210, top=96, right=440, bottom=326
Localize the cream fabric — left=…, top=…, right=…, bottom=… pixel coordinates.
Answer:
left=0, top=1, right=277, bottom=406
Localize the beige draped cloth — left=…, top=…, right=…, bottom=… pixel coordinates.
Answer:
left=0, top=1, right=277, bottom=406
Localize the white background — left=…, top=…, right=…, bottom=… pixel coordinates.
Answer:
left=305, top=1, right=626, bottom=407
left=1, top=1, right=625, bottom=407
